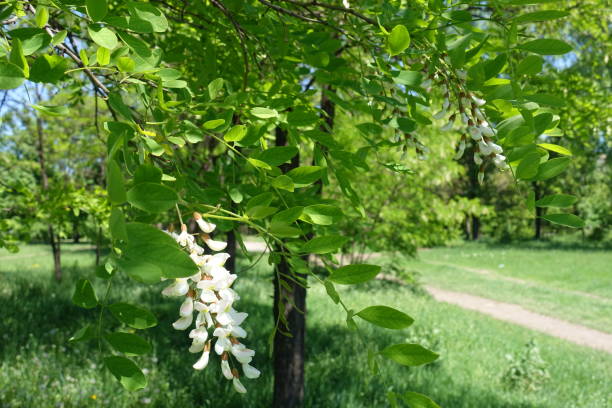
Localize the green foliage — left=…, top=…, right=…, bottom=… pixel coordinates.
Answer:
left=501, top=340, right=550, bottom=391
left=0, top=0, right=597, bottom=398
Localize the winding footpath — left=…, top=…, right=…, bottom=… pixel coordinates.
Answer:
left=426, top=286, right=612, bottom=354
left=243, top=241, right=612, bottom=353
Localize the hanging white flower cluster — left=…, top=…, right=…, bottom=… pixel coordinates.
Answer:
left=162, top=212, right=259, bottom=393
left=420, top=58, right=509, bottom=183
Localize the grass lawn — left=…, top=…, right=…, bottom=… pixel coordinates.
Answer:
left=398, top=242, right=612, bottom=333
left=1, top=243, right=611, bottom=407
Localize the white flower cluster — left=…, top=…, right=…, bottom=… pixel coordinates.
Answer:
left=422, top=64, right=509, bottom=183
left=162, top=212, right=259, bottom=393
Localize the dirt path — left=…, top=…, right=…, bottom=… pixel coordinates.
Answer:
left=423, top=260, right=609, bottom=302
left=243, top=242, right=612, bottom=353
left=427, top=286, right=612, bottom=354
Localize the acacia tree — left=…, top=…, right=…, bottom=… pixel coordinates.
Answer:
left=0, top=0, right=584, bottom=406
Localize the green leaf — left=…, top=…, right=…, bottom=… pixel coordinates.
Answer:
left=247, top=158, right=272, bottom=170
left=127, top=2, right=168, bottom=32
left=356, top=306, right=414, bottom=330
left=9, top=39, right=28, bottom=78
left=536, top=194, right=577, bottom=208
left=324, top=280, right=340, bottom=304
left=69, top=324, right=97, bottom=342
left=392, top=71, right=422, bottom=86
left=108, top=303, right=158, bottom=329
left=32, top=104, right=69, bottom=117
left=287, top=166, right=323, bottom=187
left=116, top=257, right=163, bottom=284
left=208, top=77, right=224, bottom=100
left=123, top=223, right=198, bottom=279
left=255, top=146, right=299, bottom=167
left=126, top=182, right=178, bottom=213
left=397, top=117, right=416, bottom=133
left=105, top=332, right=151, bottom=355
left=541, top=213, right=584, bottom=228
left=272, top=206, right=303, bottom=224
left=251, top=107, right=278, bottom=119
left=52, top=30, right=67, bottom=46
left=9, top=28, right=51, bottom=55
left=302, top=204, right=343, bottom=225
left=401, top=391, right=441, bottom=408
left=86, top=0, right=108, bottom=21
left=387, top=25, right=411, bottom=56
left=515, top=152, right=541, bottom=180
left=35, top=6, right=49, bottom=28
left=0, top=62, right=25, bottom=89
left=72, top=279, right=98, bottom=309
left=134, top=164, right=162, bottom=184
left=513, top=10, right=568, bottom=23
left=271, top=175, right=294, bottom=192
left=537, top=143, right=571, bottom=156
left=203, top=119, right=225, bottom=129
left=246, top=192, right=274, bottom=209
left=109, top=207, right=128, bottom=242
left=97, top=46, right=111, bottom=66
left=29, top=55, right=68, bottom=83
left=268, top=222, right=301, bottom=238
left=301, top=235, right=348, bottom=254
left=224, top=125, right=247, bottom=142
left=519, top=39, right=572, bottom=55
left=117, top=31, right=151, bottom=59
left=535, top=157, right=570, bottom=180
left=88, top=24, right=118, bottom=49
left=104, top=356, right=147, bottom=391
left=246, top=206, right=278, bottom=220
left=380, top=344, right=439, bottom=366
left=107, top=160, right=126, bottom=204
left=330, top=264, right=381, bottom=285
left=516, top=55, right=543, bottom=76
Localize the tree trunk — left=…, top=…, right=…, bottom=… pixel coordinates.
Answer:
left=73, top=219, right=81, bottom=243
left=50, top=231, right=62, bottom=281
left=534, top=182, right=542, bottom=240
left=272, top=254, right=306, bottom=408
left=225, top=228, right=236, bottom=274
left=471, top=215, right=480, bottom=240
left=36, top=115, right=62, bottom=281
left=272, top=126, right=306, bottom=408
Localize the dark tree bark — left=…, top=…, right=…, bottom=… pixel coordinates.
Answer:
left=272, top=126, right=306, bottom=408
left=225, top=228, right=237, bottom=274
left=534, top=182, right=543, bottom=240
left=36, top=116, right=62, bottom=281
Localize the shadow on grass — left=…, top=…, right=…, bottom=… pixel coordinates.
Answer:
left=0, top=263, right=552, bottom=408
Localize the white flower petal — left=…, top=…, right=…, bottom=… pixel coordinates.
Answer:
left=180, top=297, right=194, bottom=317
left=242, top=363, right=260, bottom=379
left=161, top=279, right=189, bottom=297
left=172, top=314, right=193, bottom=331
left=203, top=236, right=227, bottom=252
left=232, top=378, right=247, bottom=394
left=193, top=349, right=210, bottom=370
left=221, top=359, right=233, bottom=380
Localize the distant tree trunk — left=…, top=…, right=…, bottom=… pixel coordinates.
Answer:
left=467, top=156, right=480, bottom=241
left=36, top=116, right=62, bottom=281
left=225, top=228, right=236, bottom=274
left=471, top=215, right=480, bottom=240
left=73, top=219, right=81, bottom=243
left=272, top=126, right=306, bottom=408
left=534, top=182, right=542, bottom=240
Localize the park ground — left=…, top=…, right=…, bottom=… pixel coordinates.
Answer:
left=0, top=241, right=611, bottom=407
